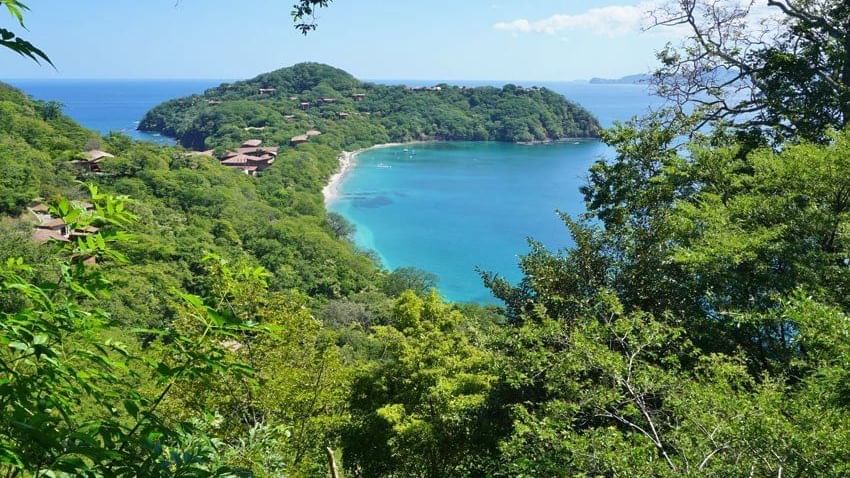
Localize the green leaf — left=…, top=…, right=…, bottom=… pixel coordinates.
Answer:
left=123, top=399, right=140, bottom=418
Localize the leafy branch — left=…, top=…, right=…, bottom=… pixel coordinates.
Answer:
left=0, top=0, right=51, bottom=66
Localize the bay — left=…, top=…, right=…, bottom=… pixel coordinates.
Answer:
left=5, top=77, right=662, bottom=303
left=332, top=82, right=663, bottom=303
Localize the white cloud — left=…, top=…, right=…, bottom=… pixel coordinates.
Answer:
left=493, top=2, right=654, bottom=38
left=493, top=0, right=781, bottom=39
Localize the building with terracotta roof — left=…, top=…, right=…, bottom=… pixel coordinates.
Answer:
left=219, top=140, right=279, bottom=176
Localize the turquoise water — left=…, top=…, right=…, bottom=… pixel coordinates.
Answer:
left=6, top=78, right=659, bottom=303
left=332, top=83, right=661, bottom=303
left=330, top=141, right=609, bottom=303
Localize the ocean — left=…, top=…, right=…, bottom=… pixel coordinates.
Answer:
left=5, top=79, right=223, bottom=144
left=5, top=78, right=661, bottom=303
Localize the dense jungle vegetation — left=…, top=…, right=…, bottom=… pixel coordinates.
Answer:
left=2, top=0, right=850, bottom=476
left=139, top=63, right=602, bottom=149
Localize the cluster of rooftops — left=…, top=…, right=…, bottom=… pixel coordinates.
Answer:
left=27, top=201, right=99, bottom=247
left=219, top=139, right=280, bottom=176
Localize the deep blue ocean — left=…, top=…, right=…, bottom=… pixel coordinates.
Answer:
left=5, top=78, right=660, bottom=303
left=6, top=79, right=224, bottom=144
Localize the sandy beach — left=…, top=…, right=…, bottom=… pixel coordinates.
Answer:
left=323, top=142, right=430, bottom=205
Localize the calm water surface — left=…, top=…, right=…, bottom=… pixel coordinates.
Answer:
left=5, top=79, right=222, bottom=144
left=334, top=82, right=663, bottom=303
left=7, top=78, right=661, bottom=303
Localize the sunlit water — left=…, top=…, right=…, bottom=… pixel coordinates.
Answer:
left=6, top=78, right=662, bottom=303
left=332, top=82, right=663, bottom=303
left=5, top=79, right=222, bottom=144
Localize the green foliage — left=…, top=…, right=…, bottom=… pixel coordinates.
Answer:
left=0, top=189, right=260, bottom=476
left=343, top=291, right=498, bottom=478
left=380, top=266, right=439, bottom=298
left=139, top=63, right=601, bottom=150
left=4, top=37, right=850, bottom=477
left=0, top=1, right=51, bottom=65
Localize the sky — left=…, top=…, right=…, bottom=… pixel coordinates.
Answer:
left=0, top=0, right=681, bottom=82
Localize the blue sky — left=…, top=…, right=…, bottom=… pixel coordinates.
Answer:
left=0, top=0, right=674, bottom=81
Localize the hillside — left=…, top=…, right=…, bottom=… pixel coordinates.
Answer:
left=4, top=63, right=850, bottom=476
left=139, top=63, right=602, bottom=150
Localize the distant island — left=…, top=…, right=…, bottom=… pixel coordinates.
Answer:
left=139, top=63, right=602, bottom=151
left=589, top=73, right=652, bottom=85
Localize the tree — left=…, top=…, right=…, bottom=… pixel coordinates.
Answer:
left=650, top=0, right=850, bottom=143
left=343, top=291, right=498, bottom=478
left=0, top=188, right=261, bottom=476
left=382, top=266, right=439, bottom=297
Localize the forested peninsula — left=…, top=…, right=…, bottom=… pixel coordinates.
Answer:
left=139, top=63, right=601, bottom=150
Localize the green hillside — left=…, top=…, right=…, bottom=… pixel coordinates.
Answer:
left=3, top=57, right=850, bottom=475
left=139, top=63, right=601, bottom=149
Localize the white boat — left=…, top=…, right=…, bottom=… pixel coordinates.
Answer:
left=377, top=163, right=392, bottom=169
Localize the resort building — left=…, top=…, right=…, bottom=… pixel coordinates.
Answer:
left=306, top=129, right=322, bottom=138
left=258, top=88, right=277, bottom=94
left=71, top=149, right=115, bottom=173
left=317, top=97, right=337, bottom=105
left=352, top=93, right=366, bottom=102
left=337, top=112, right=350, bottom=119
left=219, top=139, right=279, bottom=176
left=300, top=102, right=311, bottom=110
left=28, top=201, right=99, bottom=245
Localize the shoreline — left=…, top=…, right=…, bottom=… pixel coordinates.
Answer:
left=321, top=136, right=599, bottom=205
left=322, top=141, right=432, bottom=205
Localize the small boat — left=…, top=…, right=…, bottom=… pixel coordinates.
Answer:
left=572, top=141, right=580, bottom=144
left=376, top=163, right=392, bottom=169
left=403, top=148, right=409, bottom=152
